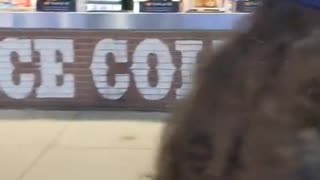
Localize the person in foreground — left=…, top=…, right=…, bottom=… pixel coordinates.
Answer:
left=155, top=0, right=320, bottom=180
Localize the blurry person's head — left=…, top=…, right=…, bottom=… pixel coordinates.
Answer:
left=155, top=1, right=320, bottom=180
left=245, top=0, right=320, bottom=41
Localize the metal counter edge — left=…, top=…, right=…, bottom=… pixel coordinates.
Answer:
left=0, top=12, right=249, bottom=30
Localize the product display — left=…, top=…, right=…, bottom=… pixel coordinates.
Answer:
left=77, top=0, right=87, bottom=11
left=36, top=0, right=76, bottom=11
left=184, top=0, right=225, bottom=12
left=195, top=0, right=216, bottom=7
left=221, top=0, right=234, bottom=12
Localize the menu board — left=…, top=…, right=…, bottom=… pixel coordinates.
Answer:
left=86, top=0, right=123, bottom=12
left=235, top=0, right=260, bottom=12
left=194, top=0, right=216, bottom=7
left=186, top=0, right=223, bottom=12
left=37, top=0, right=75, bottom=11
left=0, top=0, right=34, bottom=11
left=139, top=0, right=179, bottom=13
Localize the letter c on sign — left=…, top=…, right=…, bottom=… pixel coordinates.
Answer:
left=0, top=38, right=34, bottom=99
left=91, top=39, right=129, bottom=100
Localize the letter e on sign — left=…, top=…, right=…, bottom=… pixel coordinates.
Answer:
left=34, top=39, right=75, bottom=98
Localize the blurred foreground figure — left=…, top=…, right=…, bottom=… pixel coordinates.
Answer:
left=155, top=0, right=320, bottom=180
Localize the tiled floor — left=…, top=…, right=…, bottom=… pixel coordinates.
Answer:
left=0, top=110, right=167, bottom=180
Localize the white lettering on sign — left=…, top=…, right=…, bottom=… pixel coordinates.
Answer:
left=90, top=39, right=129, bottom=100
left=0, top=38, right=34, bottom=99
left=131, top=39, right=175, bottom=100
left=34, top=39, right=75, bottom=98
left=0, top=37, right=225, bottom=102
left=175, top=40, right=202, bottom=99
left=212, top=40, right=225, bottom=51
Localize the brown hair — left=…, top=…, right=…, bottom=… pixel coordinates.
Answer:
left=155, top=1, right=320, bottom=180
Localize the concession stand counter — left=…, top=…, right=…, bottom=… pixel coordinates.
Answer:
left=0, top=12, right=247, bottom=110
